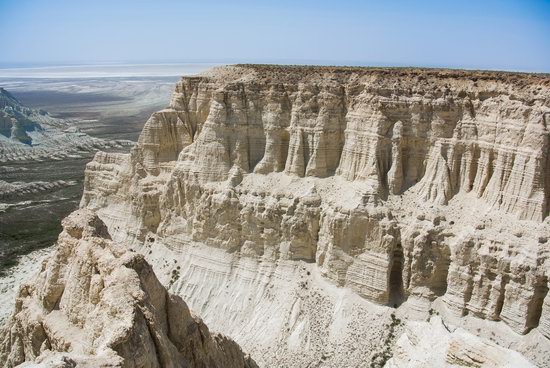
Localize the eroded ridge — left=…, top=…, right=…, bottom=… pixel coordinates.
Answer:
left=0, top=210, right=257, bottom=368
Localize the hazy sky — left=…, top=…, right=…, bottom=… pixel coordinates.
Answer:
left=1, top=0, right=549, bottom=71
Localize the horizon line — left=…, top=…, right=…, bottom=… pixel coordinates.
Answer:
left=0, top=59, right=549, bottom=74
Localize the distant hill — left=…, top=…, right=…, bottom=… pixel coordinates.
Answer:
left=0, top=87, right=132, bottom=162
left=0, top=87, right=49, bottom=145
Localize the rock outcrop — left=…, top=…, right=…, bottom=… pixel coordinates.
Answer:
left=0, top=209, right=257, bottom=368
left=19, top=65, right=550, bottom=366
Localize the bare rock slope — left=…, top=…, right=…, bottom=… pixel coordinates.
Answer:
left=78, top=65, right=550, bottom=366
left=0, top=209, right=257, bottom=368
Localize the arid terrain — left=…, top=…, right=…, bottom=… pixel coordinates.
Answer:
left=0, top=65, right=214, bottom=272
left=1, top=64, right=549, bottom=367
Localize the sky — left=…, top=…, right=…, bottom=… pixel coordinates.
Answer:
left=0, top=0, right=549, bottom=72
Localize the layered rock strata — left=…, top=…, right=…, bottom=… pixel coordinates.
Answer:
left=75, top=65, right=550, bottom=365
left=0, top=209, right=257, bottom=368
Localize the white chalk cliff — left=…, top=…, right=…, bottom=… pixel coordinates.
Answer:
left=2, top=65, right=550, bottom=367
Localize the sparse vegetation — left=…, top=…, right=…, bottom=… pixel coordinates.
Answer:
left=168, top=268, right=180, bottom=288
left=370, top=313, right=403, bottom=368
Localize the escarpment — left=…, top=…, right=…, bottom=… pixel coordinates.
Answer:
left=0, top=209, right=257, bottom=368
left=79, top=65, right=550, bottom=366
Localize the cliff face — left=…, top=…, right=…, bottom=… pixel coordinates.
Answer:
left=0, top=210, right=257, bottom=368
left=79, top=65, right=550, bottom=366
